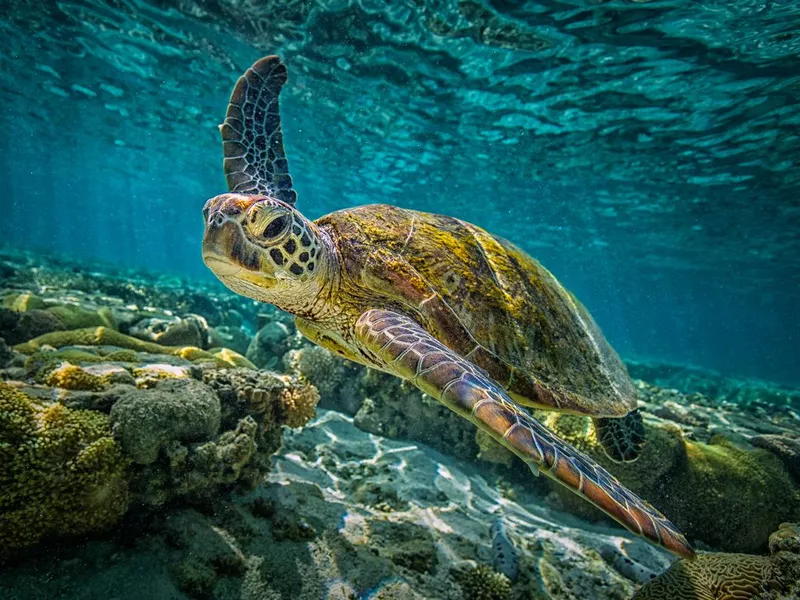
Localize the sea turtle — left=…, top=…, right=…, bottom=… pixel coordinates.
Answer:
left=201, top=55, right=694, bottom=558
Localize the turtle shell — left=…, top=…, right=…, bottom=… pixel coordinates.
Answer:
left=316, top=204, right=637, bottom=417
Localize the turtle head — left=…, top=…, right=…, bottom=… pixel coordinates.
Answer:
left=202, top=193, right=327, bottom=305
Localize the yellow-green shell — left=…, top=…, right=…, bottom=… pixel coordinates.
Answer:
left=317, top=204, right=637, bottom=417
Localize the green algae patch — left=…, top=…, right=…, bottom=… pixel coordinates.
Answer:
left=662, top=437, right=799, bottom=553
left=0, top=381, right=129, bottom=554
left=45, top=304, right=116, bottom=330
left=2, top=293, right=47, bottom=312
left=13, top=326, right=215, bottom=360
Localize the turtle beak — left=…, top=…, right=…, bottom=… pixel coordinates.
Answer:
left=202, top=202, right=245, bottom=277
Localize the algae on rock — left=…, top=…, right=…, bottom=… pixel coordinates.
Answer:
left=0, top=381, right=129, bottom=555
left=110, top=378, right=221, bottom=465
left=546, top=414, right=799, bottom=553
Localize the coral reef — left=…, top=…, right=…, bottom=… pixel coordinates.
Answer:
left=633, top=522, right=800, bottom=600
left=626, top=360, right=800, bottom=411
left=2, top=250, right=799, bottom=599
left=0, top=381, right=129, bottom=555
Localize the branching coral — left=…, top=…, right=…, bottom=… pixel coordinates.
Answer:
left=45, top=363, right=107, bottom=391
left=457, top=564, right=512, bottom=600
left=203, top=368, right=319, bottom=428
left=279, top=383, right=320, bottom=428
left=0, top=382, right=129, bottom=553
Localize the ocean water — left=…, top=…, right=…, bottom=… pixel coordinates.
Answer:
left=1, top=0, right=798, bottom=385
left=1, top=3, right=800, bottom=598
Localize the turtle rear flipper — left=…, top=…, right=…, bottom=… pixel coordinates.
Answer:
left=355, top=308, right=695, bottom=560
left=594, top=410, right=646, bottom=463
left=220, top=55, right=297, bottom=205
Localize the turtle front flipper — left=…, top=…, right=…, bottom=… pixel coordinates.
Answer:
left=220, top=55, right=297, bottom=205
left=355, top=308, right=695, bottom=559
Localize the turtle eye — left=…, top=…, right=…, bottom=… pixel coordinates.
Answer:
left=262, top=215, right=291, bottom=239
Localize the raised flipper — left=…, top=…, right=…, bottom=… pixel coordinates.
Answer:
left=355, top=309, right=695, bottom=559
left=220, top=55, right=297, bottom=205
left=594, top=410, right=646, bottom=463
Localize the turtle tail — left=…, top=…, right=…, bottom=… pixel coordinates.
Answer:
left=594, top=409, right=646, bottom=463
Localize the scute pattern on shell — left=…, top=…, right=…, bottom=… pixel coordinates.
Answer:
left=317, top=204, right=637, bottom=418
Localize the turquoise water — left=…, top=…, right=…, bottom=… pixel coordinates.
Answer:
left=1, top=0, right=799, bottom=384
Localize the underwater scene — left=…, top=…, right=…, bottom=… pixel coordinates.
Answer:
left=1, top=1, right=799, bottom=599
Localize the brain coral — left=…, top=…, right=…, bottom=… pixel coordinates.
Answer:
left=0, top=381, right=129, bottom=554
left=633, top=522, right=800, bottom=600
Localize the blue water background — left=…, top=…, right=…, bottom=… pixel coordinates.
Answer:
left=1, top=1, right=798, bottom=384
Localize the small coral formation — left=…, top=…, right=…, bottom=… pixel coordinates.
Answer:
left=665, top=437, right=798, bottom=553
left=134, top=415, right=261, bottom=506
left=633, top=522, right=800, bottom=600
left=45, top=362, right=107, bottom=391
left=203, top=367, right=318, bottom=428
left=456, top=564, right=512, bottom=600
left=287, top=344, right=364, bottom=414
left=770, top=522, right=800, bottom=554
left=110, top=378, right=221, bottom=465
left=279, top=383, right=320, bottom=428
left=0, top=381, right=129, bottom=554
